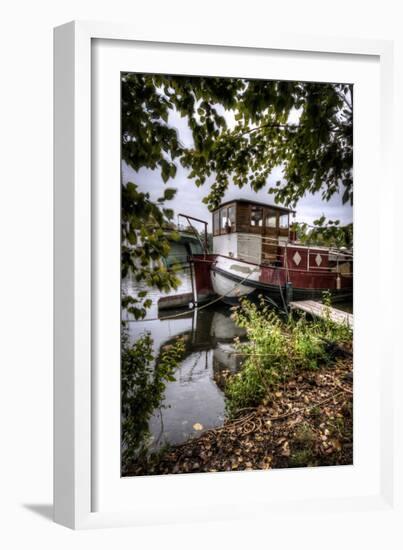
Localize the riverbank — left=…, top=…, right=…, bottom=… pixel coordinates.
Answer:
left=126, top=354, right=352, bottom=475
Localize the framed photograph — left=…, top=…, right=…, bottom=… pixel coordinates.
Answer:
left=54, top=21, right=399, bottom=531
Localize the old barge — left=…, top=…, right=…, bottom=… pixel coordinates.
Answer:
left=191, top=199, right=353, bottom=307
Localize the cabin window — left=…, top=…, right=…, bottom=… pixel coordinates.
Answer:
left=213, top=210, right=220, bottom=236
left=220, top=206, right=235, bottom=233
left=228, top=205, right=235, bottom=228
left=221, top=208, right=228, bottom=230
left=265, top=210, right=277, bottom=228
left=250, top=206, right=263, bottom=227
left=279, top=213, right=289, bottom=229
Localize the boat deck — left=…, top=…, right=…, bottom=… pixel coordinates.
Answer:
left=289, top=300, right=353, bottom=328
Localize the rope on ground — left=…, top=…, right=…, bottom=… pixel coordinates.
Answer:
left=182, top=387, right=352, bottom=442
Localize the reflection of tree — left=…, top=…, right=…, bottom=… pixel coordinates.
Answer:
left=121, top=328, right=185, bottom=474
left=178, top=352, right=206, bottom=384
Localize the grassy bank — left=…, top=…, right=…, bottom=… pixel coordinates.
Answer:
left=225, top=296, right=352, bottom=417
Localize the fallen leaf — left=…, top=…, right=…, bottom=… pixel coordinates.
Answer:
left=331, top=438, right=342, bottom=451
left=281, top=441, right=290, bottom=457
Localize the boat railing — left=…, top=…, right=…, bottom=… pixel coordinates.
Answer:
left=236, top=234, right=353, bottom=275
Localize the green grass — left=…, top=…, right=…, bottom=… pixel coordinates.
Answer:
left=224, top=297, right=352, bottom=417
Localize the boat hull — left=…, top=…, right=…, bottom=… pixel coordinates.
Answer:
left=210, top=256, right=352, bottom=306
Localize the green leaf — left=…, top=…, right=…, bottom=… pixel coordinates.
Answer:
left=163, top=188, right=177, bottom=201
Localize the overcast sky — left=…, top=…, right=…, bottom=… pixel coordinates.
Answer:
left=122, top=96, right=353, bottom=232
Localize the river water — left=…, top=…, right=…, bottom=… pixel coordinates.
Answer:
left=123, top=269, right=245, bottom=451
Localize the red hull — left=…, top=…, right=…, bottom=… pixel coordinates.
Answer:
left=192, top=253, right=352, bottom=301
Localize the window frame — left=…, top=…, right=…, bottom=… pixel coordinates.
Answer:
left=265, top=208, right=278, bottom=230
left=250, top=205, right=263, bottom=228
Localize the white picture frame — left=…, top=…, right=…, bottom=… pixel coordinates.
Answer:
left=54, top=20, right=401, bottom=532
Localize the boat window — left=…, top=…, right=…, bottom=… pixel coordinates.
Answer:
left=228, top=205, right=235, bottom=228
left=250, top=206, right=263, bottom=227
left=213, top=210, right=220, bottom=236
left=265, top=210, right=277, bottom=228
left=220, top=205, right=236, bottom=233
left=221, top=208, right=229, bottom=230
left=279, top=213, right=289, bottom=229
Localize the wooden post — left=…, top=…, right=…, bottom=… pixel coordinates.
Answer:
left=189, top=259, right=198, bottom=307
left=336, top=258, right=341, bottom=289
left=285, top=282, right=293, bottom=305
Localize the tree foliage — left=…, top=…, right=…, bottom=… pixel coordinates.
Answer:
left=292, top=220, right=353, bottom=248
left=122, top=74, right=353, bottom=213
left=121, top=182, right=182, bottom=319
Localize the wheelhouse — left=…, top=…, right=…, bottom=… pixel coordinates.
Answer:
left=212, top=199, right=294, bottom=238
left=212, top=199, right=295, bottom=264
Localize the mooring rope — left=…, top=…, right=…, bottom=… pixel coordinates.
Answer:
left=157, top=267, right=260, bottom=321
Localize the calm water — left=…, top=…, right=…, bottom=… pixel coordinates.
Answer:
left=123, top=270, right=245, bottom=450
left=122, top=265, right=194, bottom=322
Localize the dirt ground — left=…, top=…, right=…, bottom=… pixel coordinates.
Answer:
left=126, top=356, right=353, bottom=476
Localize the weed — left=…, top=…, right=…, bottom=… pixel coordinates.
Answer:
left=289, top=449, right=316, bottom=468
left=121, top=329, right=185, bottom=473
left=293, top=423, right=316, bottom=448
left=226, top=299, right=292, bottom=416
left=287, top=423, right=317, bottom=467
left=225, top=297, right=352, bottom=417
left=309, top=405, right=321, bottom=419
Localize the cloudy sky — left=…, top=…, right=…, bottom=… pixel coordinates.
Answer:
left=122, top=94, right=353, bottom=232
